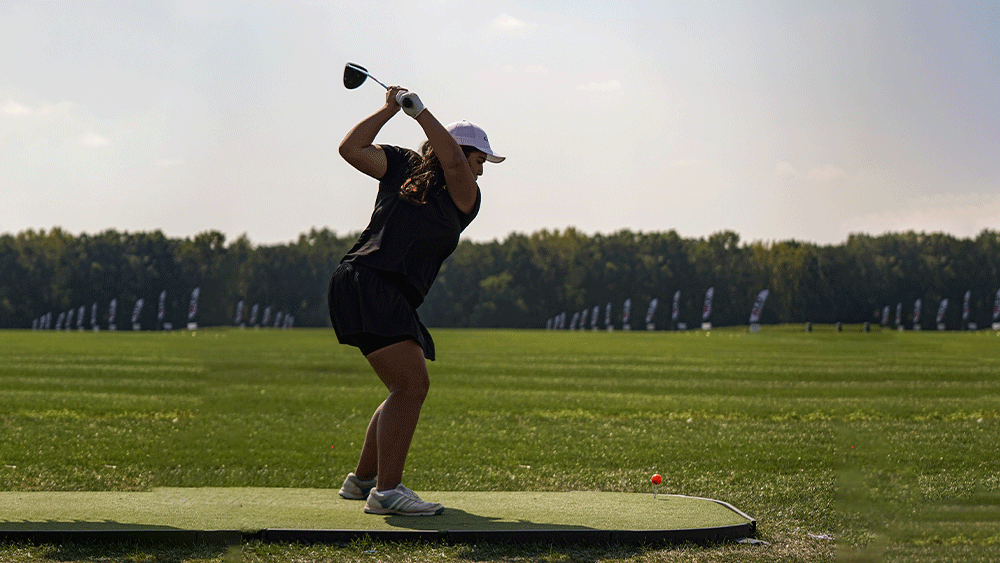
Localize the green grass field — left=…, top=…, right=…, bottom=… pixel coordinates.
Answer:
left=1, top=326, right=999, bottom=562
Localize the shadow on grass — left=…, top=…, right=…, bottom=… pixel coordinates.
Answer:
left=1, top=520, right=183, bottom=532
left=0, top=521, right=241, bottom=551
left=382, top=507, right=594, bottom=532
left=377, top=507, right=755, bottom=548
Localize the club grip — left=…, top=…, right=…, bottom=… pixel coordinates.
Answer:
left=395, top=91, right=414, bottom=108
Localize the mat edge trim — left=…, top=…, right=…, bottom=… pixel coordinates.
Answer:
left=0, top=521, right=755, bottom=546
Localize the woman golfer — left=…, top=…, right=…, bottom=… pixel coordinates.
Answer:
left=331, top=85, right=503, bottom=515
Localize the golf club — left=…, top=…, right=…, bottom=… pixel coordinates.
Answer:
left=344, top=62, right=413, bottom=108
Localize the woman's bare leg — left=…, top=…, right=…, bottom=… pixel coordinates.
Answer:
left=363, top=339, right=429, bottom=492
left=353, top=400, right=384, bottom=482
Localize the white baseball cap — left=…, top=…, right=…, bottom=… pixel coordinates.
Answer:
left=446, top=121, right=505, bottom=163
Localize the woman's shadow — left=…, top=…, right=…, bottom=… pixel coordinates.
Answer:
left=381, top=509, right=616, bottom=549
left=382, top=507, right=593, bottom=532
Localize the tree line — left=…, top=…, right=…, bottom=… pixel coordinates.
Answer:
left=2, top=227, right=999, bottom=330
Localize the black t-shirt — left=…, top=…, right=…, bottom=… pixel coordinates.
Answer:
left=341, top=144, right=481, bottom=307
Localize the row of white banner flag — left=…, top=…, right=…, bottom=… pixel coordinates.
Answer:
left=548, top=288, right=1000, bottom=331
left=547, top=288, right=769, bottom=331
left=31, top=288, right=294, bottom=331
left=231, top=300, right=294, bottom=330
left=878, top=289, right=1000, bottom=330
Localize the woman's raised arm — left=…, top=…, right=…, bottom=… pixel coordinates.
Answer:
left=338, top=87, right=404, bottom=180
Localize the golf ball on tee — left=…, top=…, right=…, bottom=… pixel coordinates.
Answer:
left=651, top=473, right=662, bottom=485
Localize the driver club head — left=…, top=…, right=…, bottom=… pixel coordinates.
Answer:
left=343, top=62, right=412, bottom=108
left=343, top=62, right=370, bottom=90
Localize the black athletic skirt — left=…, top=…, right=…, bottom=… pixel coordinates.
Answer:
left=328, top=262, right=435, bottom=360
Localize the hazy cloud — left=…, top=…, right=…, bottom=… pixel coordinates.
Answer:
left=37, top=102, right=74, bottom=118
left=838, top=192, right=1000, bottom=239
left=2, top=100, right=32, bottom=116
left=577, top=80, right=622, bottom=92
left=776, top=162, right=861, bottom=183
left=502, top=64, right=549, bottom=74
left=491, top=13, right=527, bottom=32
left=79, top=132, right=110, bottom=147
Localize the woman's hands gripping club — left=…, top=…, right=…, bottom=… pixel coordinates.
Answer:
left=387, top=86, right=424, bottom=119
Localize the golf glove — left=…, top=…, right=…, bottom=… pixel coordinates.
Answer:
left=396, top=91, right=425, bottom=118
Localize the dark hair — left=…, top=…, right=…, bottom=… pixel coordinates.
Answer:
left=400, top=141, right=480, bottom=205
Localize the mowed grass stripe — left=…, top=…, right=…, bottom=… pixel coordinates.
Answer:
left=0, top=364, right=204, bottom=376
left=0, top=376, right=205, bottom=392
left=440, top=390, right=999, bottom=419
left=440, top=372, right=1000, bottom=395
left=449, top=360, right=1000, bottom=379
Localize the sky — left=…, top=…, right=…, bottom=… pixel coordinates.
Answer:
left=2, top=0, right=998, bottom=247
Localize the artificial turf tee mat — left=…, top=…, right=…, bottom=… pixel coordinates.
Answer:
left=0, top=488, right=755, bottom=545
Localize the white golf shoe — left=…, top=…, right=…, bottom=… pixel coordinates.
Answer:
left=364, top=484, right=444, bottom=516
left=338, top=472, right=377, bottom=500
